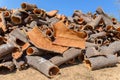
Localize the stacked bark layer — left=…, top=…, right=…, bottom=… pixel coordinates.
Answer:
left=0, top=2, right=120, bottom=78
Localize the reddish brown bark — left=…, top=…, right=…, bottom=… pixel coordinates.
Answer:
left=46, top=10, right=58, bottom=17
left=27, top=26, right=68, bottom=53
left=0, top=12, right=7, bottom=32
left=53, top=37, right=85, bottom=49
left=21, top=2, right=37, bottom=10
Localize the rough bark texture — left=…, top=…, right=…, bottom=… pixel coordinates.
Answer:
left=53, top=37, right=85, bottom=49
left=26, top=47, right=45, bottom=56
left=49, top=48, right=82, bottom=66
left=26, top=56, right=60, bottom=77
left=0, top=61, right=15, bottom=72
left=90, top=32, right=106, bottom=39
left=85, top=47, right=105, bottom=58
left=96, top=7, right=113, bottom=27
left=10, top=28, right=28, bottom=43
left=0, top=2, right=120, bottom=77
left=100, top=41, right=120, bottom=55
left=85, top=42, right=99, bottom=48
left=27, top=26, right=68, bottom=53
left=46, top=10, right=58, bottom=17
left=0, top=43, right=16, bottom=58
left=85, top=55, right=118, bottom=70
left=85, top=15, right=102, bottom=29
left=21, top=2, right=37, bottom=10
left=0, top=12, right=7, bottom=31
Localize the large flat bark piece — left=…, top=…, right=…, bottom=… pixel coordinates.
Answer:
left=53, top=21, right=85, bottom=49
left=53, top=21, right=86, bottom=39
left=53, top=37, right=85, bottom=49
left=27, top=26, right=68, bottom=53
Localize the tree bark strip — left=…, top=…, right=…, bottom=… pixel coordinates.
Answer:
left=49, top=48, right=82, bottom=66
left=27, top=26, right=68, bottom=54
left=53, top=37, right=85, bottom=49
left=26, top=56, right=60, bottom=77
left=0, top=42, right=16, bottom=58
left=85, top=55, right=118, bottom=70
left=0, top=12, right=7, bottom=32
left=26, top=47, right=45, bottom=56
left=21, top=2, right=37, bottom=10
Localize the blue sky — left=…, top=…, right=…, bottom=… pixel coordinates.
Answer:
left=0, top=0, right=120, bottom=20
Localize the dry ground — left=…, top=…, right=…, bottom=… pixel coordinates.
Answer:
left=0, top=62, right=120, bottom=80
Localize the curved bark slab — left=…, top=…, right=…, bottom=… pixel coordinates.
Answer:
left=85, top=47, right=105, bottom=58
left=100, top=41, right=120, bottom=55
left=96, top=7, right=113, bottom=28
left=11, top=10, right=28, bottom=24
left=33, top=8, right=46, bottom=19
left=0, top=12, right=7, bottom=32
left=26, top=56, right=60, bottom=77
left=46, top=10, right=58, bottom=17
left=53, top=37, right=85, bottom=49
left=89, top=32, right=106, bottom=39
left=49, top=48, right=82, bottom=66
left=85, top=55, right=118, bottom=70
left=27, top=26, right=68, bottom=54
left=85, top=15, right=102, bottom=30
left=21, top=2, right=37, bottom=10
left=85, top=42, right=99, bottom=48
left=10, top=28, right=28, bottom=43
left=53, top=21, right=86, bottom=49
left=0, top=43, right=16, bottom=58
left=26, top=47, right=44, bottom=56
left=53, top=21, right=87, bottom=39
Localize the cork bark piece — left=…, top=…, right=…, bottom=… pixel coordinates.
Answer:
left=53, top=37, right=85, bottom=49
left=0, top=12, right=7, bottom=32
left=85, top=55, right=118, bottom=70
left=53, top=21, right=86, bottom=49
left=49, top=48, right=82, bottom=66
left=27, top=26, right=68, bottom=53
left=26, top=56, right=60, bottom=77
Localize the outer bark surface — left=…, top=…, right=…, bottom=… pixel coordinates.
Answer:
left=26, top=56, right=60, bottom=77
left=0, top=43, right=16, bottom=58
left=21, top=2, right=37, bottom=10
left=85, top=55, right=118, bottom=70
left=0, top=61, right=15, bottom=72
left=100, top=41, right=120, bottom=55
left=0, top=12, right=7, bottom=31
left=85, top=47, right=104, bottom=58
left=49, top=48, right=81, bottom=66
left=26, top=47, right=45, bottom=56
left=27, top=26, right=68, bottom=53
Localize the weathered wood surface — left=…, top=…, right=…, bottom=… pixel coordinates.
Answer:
left=26, top=56, right=60, bottom=77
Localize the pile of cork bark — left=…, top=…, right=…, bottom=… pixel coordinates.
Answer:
left=0, top=2, right=120, bottom=78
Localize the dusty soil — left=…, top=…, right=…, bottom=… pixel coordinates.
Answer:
left=0, top=62, right=120, bottom=80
